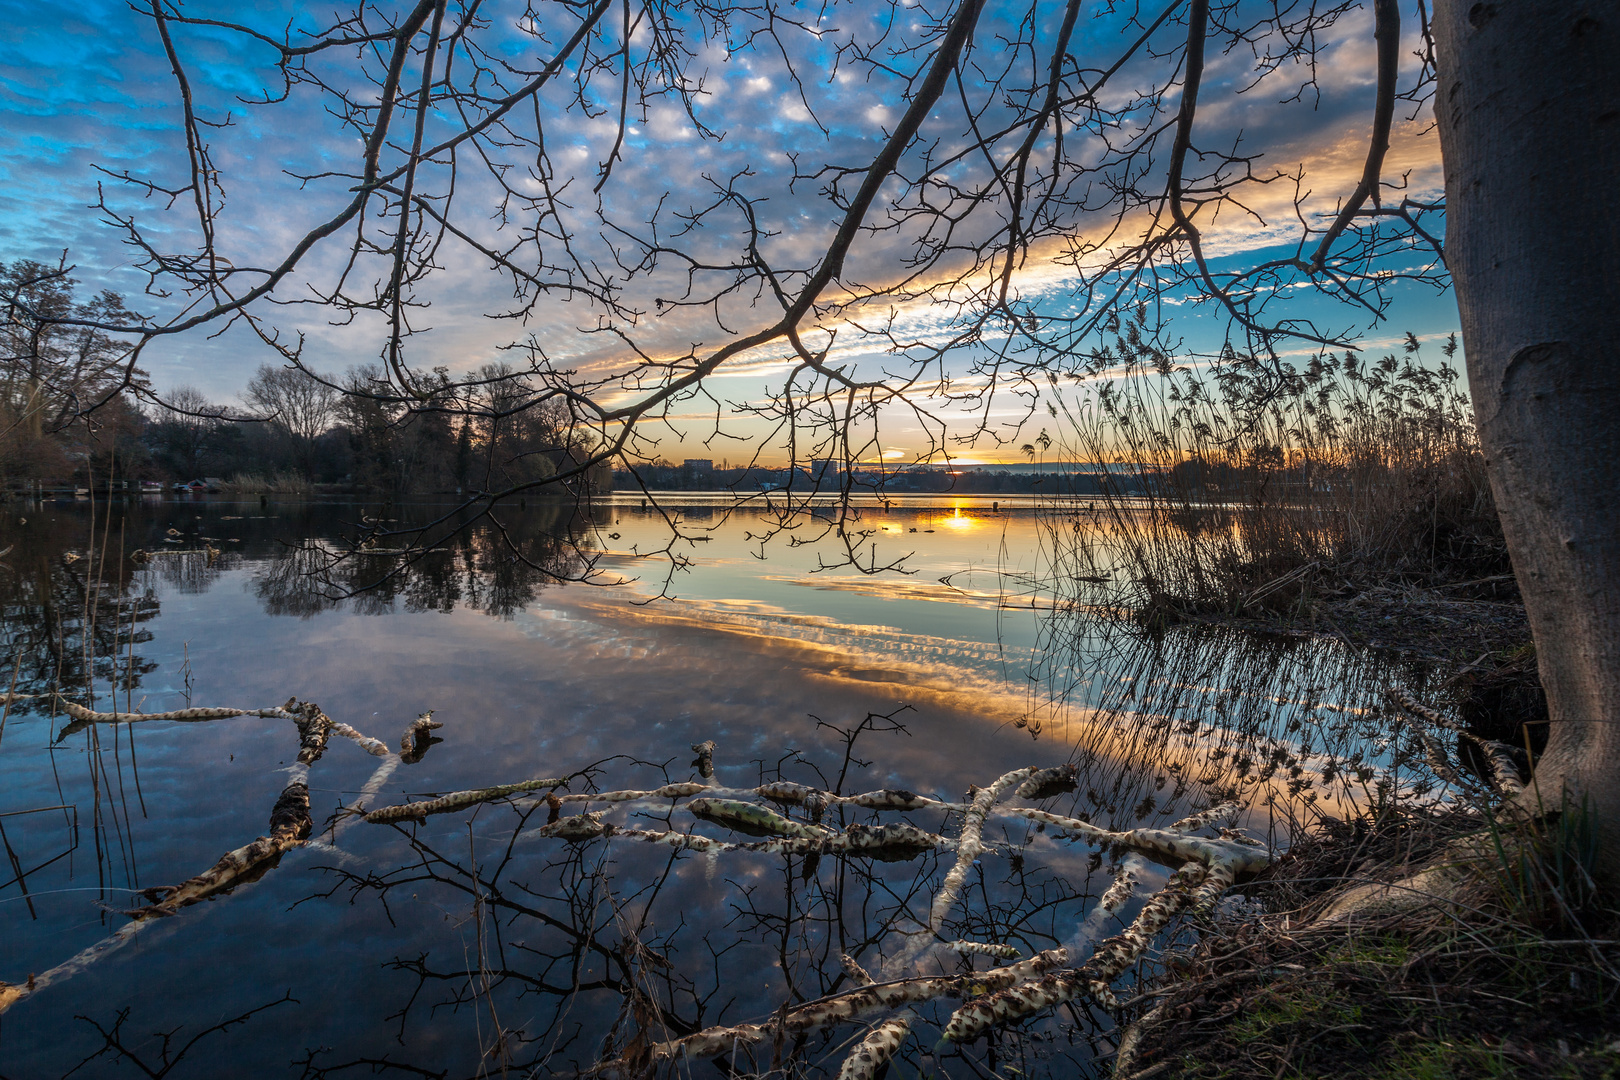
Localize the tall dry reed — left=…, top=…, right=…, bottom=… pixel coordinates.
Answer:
left=221, top=472, right=313, bottom=496
left=1048, top=318, right=1505, bottom=624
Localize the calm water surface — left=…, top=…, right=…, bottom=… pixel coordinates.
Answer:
left=0, top=494, right=1419, bottom=1078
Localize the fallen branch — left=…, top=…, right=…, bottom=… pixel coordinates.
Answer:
left=942, top=941, right=1022, bottom=959
left=1112, top=999, right=1170, bottom=1078
left=687, top=796, right=835, bottom=839
left=557, top=781, right=709, bottom=805
left=330, top=721, right=391, bottom=758
left=691, top=739, right=716, bottom=779
left=53, top=698, right=292, bottom=725
left=0, top=918, right=152, bottom=1015
left=613, top=948, right=1070, bottom=1068
left=1388, top=686, right=1524, bottom=797
left=364, top=777, right=570, bottom=824
left=938, top=805, right=1265, bottom=1042
left=897, top=767, right=1042, bottom=975
left=454, top=753, right=1263, bottom=1054
left=941, top=861, right=1208, bottom=1041
left=1099, top=870, right=1138, bottom=914
left=753, top=781, right=936, bottom=812
left=399, top=710, right=441, bottom=763
left=290, top=703, right=335, bottom=765
left=1001, top=806, right=1269, bottom=875
left=1167, top=803, right=1241, bottom=833
left=1017, top=763, right=1080, bottom=799
left=1, top=700, right=391, bottom=1015
left=47, top=701, right=379, bottom=768
left=840, top=954, right=875, bottom=985
left=837, top=1014, right=911, bottom=1080
left=531, top=820, right=947, bottom=858
left=128, top=779, right=314, bottom=919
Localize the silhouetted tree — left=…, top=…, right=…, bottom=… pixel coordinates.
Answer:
left=243, top=364, right=339, bottom=478
left=0, top=259, right=146, bottom=482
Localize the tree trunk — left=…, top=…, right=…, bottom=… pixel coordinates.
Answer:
left=1434, top=2, right=1620, bottom=874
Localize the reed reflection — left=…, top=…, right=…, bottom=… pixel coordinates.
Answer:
left=0, top=514, right=159, bottom=716
left=1028, top=523, right=1460, bottom=820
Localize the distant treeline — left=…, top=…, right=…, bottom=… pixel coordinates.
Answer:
left=615, top=462, right=1153, bottom=496
left=1, top=260, right=615, bottom=494
left=1, top=362, right=611, bottom=496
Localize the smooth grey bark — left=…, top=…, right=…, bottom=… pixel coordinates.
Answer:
left=1434, top=2, right=1620, bottom=873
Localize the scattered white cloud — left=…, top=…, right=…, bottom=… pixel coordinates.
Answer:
left=0, top=0, right=1456, bottom=458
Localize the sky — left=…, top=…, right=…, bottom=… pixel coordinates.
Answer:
left=0, top=0, right=1461, bottom=465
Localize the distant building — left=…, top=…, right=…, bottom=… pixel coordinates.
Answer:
left=809, top=458, right=840, bottom=482
left=683, top=459, right=713, bottom=472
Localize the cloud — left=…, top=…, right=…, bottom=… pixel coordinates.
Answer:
left=0, top=0, right=1455, bottom=456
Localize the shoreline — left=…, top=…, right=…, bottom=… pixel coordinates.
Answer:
left=1104, top=593, right=1615, bottom=1080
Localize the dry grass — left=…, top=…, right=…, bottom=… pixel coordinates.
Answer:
left=1034, top=324, right=1601, bottom=1077
left=1114, top=799, right=1620, bottom=1080
left=1051, top=323, right=1508, bottom=631
left=220, top=471, right=312, bottom=495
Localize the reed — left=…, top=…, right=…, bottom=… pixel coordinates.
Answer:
left=219, top=471, right=312, bottom=495
left=1049, top=321, right=1505, bottom=627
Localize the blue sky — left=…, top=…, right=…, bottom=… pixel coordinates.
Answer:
left=0, top=0, right=1461, bottom=464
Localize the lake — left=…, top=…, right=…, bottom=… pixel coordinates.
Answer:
left=0, top=494, right=1425, bottom=1078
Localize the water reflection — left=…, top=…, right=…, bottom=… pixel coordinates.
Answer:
left=0, top=496, right=1456, bottom=1079
left=237, top=502, right=590, bottom=619
left=0, top=502, right=592, bottom=707
left=0, top=516, right=159, bottom=716
left=249, top=525, right=585, bottom=621
left=1031, top=577, right=1446, bottom=823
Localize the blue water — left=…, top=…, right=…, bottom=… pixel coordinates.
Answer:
left=0, top=494, right=1409, bottom=1078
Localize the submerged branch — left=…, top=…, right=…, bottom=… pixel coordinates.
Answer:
left=365, top=777, right=570, bottom=824
left=606, top=948, right=1071, bottom=1070
left=1388, top=686, right=1525, bottom=797
left=838, top=1014, right=912, bottom=1080
left=127, top=779, right=315, bottom=919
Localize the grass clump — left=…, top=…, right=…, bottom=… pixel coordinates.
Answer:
left=1118, top=802, right=1620, bottom=1080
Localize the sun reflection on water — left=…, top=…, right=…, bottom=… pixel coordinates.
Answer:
left=938, top=505, right=981, bottom=531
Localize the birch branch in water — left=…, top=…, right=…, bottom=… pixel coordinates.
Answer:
left=399, top=710, right=441, bottom=763
left=556, top=781, right=710, bottom=805
left=686, top=796, right=836, bottom=839
left=50, top=697, right=297, bottom=741
left=47, top=698, right=393, bottom=768
left=998, top=805, right=1270, bottom=874
left=1388, top=686, right=1524, bottom=797
left=931, top=767, right=1044, bottom=931
left=939, top=805, right=1264, bottom=1041
left=498, top=754, right=1267, bottom=1052
left=329, top=721, right=391, bottom=757
left=364, top=777, right=570, bottom=823
left=607, top=948, right=1070, bottom=1069
left=54, top=700, right=291, bottom=723
left=527, top=819, right=948, bottom=857
left=125, top=779, right=316, bottom=920
left=837, top=1014, right=912, bottom=1080
left=5, top=710, right=1273, bottom=1068
left=0, top=698, right=387, bottom=1014
left=940, top=858, right=1211, bottom=1041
